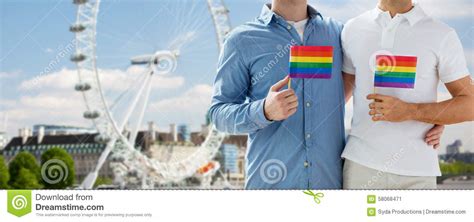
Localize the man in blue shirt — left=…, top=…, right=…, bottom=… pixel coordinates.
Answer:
left=209, top=0, right=345, bottom=189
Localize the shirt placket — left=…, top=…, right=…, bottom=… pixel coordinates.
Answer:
left=381, top=16, right=402, bottom=48
left=302, top=22, right=315, bottom=149
left=302, top=22, right=316, bottom=188
left=279, top=20, right=303, bottom=45
left=278, top=18, right=313, bottom=188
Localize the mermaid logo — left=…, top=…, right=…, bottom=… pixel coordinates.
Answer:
left=7, top=190, right=32, bottom=217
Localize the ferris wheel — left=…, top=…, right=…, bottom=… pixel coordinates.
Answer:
left=70, top=0, right=231, bottom=189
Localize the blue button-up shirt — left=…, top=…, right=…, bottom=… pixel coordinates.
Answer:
left=209, top=4, right=345, bottom=189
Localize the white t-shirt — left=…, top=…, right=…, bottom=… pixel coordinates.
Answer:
left=341, top=4, right=469, bottom=176
left=288, top=18, right=308, bottom=41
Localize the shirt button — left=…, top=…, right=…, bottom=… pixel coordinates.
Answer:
left=306, top=133, right=311, bottom=139
left=286, top=25, right=292, bottom=30
left=306, top=102, right=311, bottom=107
left=304, top=161, right=309, bottom=168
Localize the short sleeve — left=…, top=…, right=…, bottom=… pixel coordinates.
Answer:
left=437, top=30, right=470, bottom=83
left=341, top=24, right=356, bottom=75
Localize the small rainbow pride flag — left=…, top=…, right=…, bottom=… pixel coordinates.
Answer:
left=289, top=46, right=333, bottom=79
left=374, top=55, right=417, bottom=89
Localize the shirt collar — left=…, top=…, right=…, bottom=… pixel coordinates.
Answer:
left=259, top=3, right=323, bottom=26
left=370, top=2, right=426, bottom=26
left=400, top=3, right=426, bottom=26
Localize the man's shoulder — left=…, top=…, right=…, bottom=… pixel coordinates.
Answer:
left=223, top=21, right=266, bottom=46
left=416, top=16, right=455, bottom=36
left=344, top=10, right=374, bottom=30
left=340, top=11, right=373, bottom=43
left=319, top=15, right=344, bottom=33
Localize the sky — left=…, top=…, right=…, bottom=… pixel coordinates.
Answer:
left=0, top=0, right=473, bottom=153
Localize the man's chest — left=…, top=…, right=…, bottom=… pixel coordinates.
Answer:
left=351, top=29, right=439, bottom=80
left=349, top=29, right=441, bottom=101
left=245, top=33, right=343, bottom=97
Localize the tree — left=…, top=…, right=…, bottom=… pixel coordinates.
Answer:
left=10, top=168, right=42, bottom=189
left=0, top=156, right=10, bottom=189
left=8, top=152, right=42, bottom=189
left=440, top=161, right=474, bottom=175
left=40, top=147, right=75, bottom=189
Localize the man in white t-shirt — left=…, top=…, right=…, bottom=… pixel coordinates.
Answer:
left=341, top=0, right=474, bottom=189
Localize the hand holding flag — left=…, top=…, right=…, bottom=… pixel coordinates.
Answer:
left=263, top=76, right=299, bottom=121
left=368, top=54, right=419, bottom=121
left=367, top=93, right=417, bottom=122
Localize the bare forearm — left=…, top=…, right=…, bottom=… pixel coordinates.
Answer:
left=410, top=95, right=474, bottom=125
left=369, top=77, right=474, bottom=124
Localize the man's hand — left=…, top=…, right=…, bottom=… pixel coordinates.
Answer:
left=425, top=125, right=445, bottom=149
left=367, top=93, right=417, bottom=122
left=264, top=76, right=298, bottom=121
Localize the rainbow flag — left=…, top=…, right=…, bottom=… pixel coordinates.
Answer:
left=289, top=46, right=333, bottom=79
left=374, top=55, right=417, bottom=88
